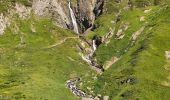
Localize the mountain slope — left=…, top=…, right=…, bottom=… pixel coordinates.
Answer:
left=0, top=0, right=170, bottom=100
left=82, top=0, right=170, bottom=100
left=0, top=16, right=96, bottom=99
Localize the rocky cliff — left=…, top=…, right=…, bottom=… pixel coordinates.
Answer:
left=0, top=0, right=104, bottom=35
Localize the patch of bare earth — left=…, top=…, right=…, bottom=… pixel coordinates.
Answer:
left=132, top=26, right=145, bottom=41
left=164, top=51, right=170, bottom=70
left=161, top=81, right=170, bottom=87
left=103, top=56, right=119, bottom=70
left=161, top=51, right=170, bottom=87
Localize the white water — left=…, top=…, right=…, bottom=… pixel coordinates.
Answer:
left=79, top=53, right=92, bottom=64
left=92, top=40, right=97, bottom=51
left=68, top=0, right=79, bottom=34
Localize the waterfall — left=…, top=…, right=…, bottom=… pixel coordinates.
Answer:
left=92, top=40, right=97, bottom=51
left=68, top=0, right=79, bottom=34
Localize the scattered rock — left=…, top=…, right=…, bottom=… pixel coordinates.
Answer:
left=103, top=56, right=119, bottom=70
left=94, top=97, right=100, bottom=100
left=120, top=77, right=137, bottom=85
left=15, top=3, right=31, bottom=19
left=116, top=29, right=123, bottom=36
left=103, top=96, right=109, bottom=100
left=111, top=20, right=115, bottom=24
left=144, top=9, right=152, bottom=13
left=115, top=22, right=129, bottom=39
left=165, top=51, right=170, bottom=60
left=161, top=81, right=170, bottom=87
left=164, top=64, right=170, bottom=71
left=31, top=24, right=36, bottom=33
left=140, top=16, right=145, bottom=22
left=131, top=26, right=145, bottom=41
left=103, top=27, right=114, bottom=41
left=87, top=87, right=91, bottom=90
left=117, top=34, right=125, bottom=39
left=66, top=78, right=95, bottom=99
left=97, top=94, right=102, bottom=97
left=82, top=97, right=91, bottom=100
left=0, top=14, right=9, bottom=35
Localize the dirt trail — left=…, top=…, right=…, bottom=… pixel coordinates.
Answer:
left=45, top=37, right=79, bottom=49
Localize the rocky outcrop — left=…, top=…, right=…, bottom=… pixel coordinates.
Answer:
left=75, top=0, right=104, bottom=33
left=93, top=0, right=105, bottom=17
left=0, top=0, right=105, bottom=34
left=165, top=51, right=170, bottom=60
left=15, top=3, right=31, bottom=19
left=31, top=0, right=105, bottom=33
left=0, top=14, right=9, bottom=35
left=32, top=0, right=71, bottom=28
left=131, top=26, right=145, bottom=42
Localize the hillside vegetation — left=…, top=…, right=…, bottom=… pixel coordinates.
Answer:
left=0, top=0, right=170, bottom=100
left=0, top=15, right=96, bottom=99
left=82, top=0, right=170, bottom=100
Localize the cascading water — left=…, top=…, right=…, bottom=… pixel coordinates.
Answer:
left=68, top=0, right=79, bottom=34
left=92, top=40, right=97, bottom=51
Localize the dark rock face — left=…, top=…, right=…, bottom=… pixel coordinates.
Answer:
left=76, top=0, right=93, bottom=33
left=93, top=0, right=104, bottom=17
left=31, top=0, right=105, bottom=34
left=92, top=35, right=102, bottom=47
left=74, top=0, right=104, bottom=33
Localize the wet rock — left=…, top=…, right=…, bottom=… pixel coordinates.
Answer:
left=66, top=78, right=95, bottom=99
left=75, top=0, right=105, bottom=33
left=79, top=38, right=104, bottom=74
left=92, top=35, right=102, bottom=47
left=93, top=0, right=104, bottom=17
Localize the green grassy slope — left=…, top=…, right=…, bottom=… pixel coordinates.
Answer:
left=1, top=0, right=170, bottom=100
left=83, top=0, right=170, bottom=100
left=0, top=15, right=95, bottom=100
